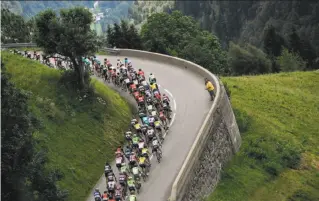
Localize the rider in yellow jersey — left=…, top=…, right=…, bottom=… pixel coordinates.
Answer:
left=141, top=147, right=150, bottom=163
left=150, top=83, right=157, bottom=91
left=134, top=122, right=141, bottom=130
left=138, top=156, right=149, bottom=173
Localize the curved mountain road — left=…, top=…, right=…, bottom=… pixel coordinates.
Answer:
left=85, top=55, right=211, bottom=201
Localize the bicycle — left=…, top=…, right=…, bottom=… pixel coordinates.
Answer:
left=155, top=149, right=162, bottom=163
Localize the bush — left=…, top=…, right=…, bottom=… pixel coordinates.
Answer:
left=288, top=189, right=318, bottom=201
left=228, top=42, right=272, bottom=75
left=276, top=48, right=306, bottom=72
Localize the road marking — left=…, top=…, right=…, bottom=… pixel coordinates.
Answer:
left=173, top=99, right=177, bottom=110
left=164, top=88, right=173, bottom=98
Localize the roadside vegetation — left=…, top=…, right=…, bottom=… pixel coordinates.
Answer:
left=2, top=51, right=131, bottom=201
left=208, top=71, right=319, bottom=201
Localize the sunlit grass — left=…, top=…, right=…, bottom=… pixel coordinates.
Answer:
left=208, top=71, right=319, bottom=201
left=2, top=51, right=132, bottom=201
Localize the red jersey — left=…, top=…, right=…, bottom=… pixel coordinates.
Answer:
left=130, top=84, right=137, bottom=90
left=138, top=71, right=144, bottom=76
left=133, top=91, right=139, bottom=99
left=138, top=96, right=144, bottom=103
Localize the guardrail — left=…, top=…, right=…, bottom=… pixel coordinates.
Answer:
left=1, top=43, right=38, bottom=48
left=3, top=43, right=241, bottom=201
left=105, top=49, right=241, bottom=201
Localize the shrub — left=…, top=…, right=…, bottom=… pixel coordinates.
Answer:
left=276, top=48, right=306, bottom=72
left=233, top=108, right=251, bottom=133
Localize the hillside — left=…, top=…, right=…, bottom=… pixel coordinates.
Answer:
left=1, top=52, right=132, bottom=201
left=175, top=1, right=319, bottom=54
left=208, top=71, right=319, bottom=201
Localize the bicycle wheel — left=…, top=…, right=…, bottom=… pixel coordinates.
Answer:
left=156, top=151, right=161, bottom=163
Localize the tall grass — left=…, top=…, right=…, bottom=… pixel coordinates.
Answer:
left=208, top=71, right=319, bottom=201
left=2, top=51, right=132, bottom=201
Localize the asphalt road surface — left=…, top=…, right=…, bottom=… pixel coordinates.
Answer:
left=85, top=55, right=212, bottom=201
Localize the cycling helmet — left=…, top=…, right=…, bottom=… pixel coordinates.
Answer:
left=153, top=136, right=157, bottom=140
left=133, top=133, right=137, bottom=137
left=139, top=68, right=142, bottom=71
left=163, top=94, right=166, bottom=96
left=128, top=176, right=132, bottom=180
left=117, top=58, right=120, bottom=61
left=95, top=188, right=99, bottom=192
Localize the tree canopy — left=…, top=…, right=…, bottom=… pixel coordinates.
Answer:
left=1, top=63, right=68, bottom=201
left=35, top=7, right=98, bottom=88
left=1, top=9, right=31, bottom=43
left=140, top=11, right=227, bottom=74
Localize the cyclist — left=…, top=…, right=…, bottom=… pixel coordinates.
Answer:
left=151, top=108, right=158, bottom=117
left=107, top=179, right=116, bottom=196
left=114, top=185, right=123, bottom=201
left=152, top=136, right=162, bottom=154
left=118, top=172, right=127, bottom=188
left=107, top=172, right=116, bottom=183
left=141, top=146, right=151, bottom=163
left=137, top=93, right=145, bottom=108
left=150, top=82, right=157, bottom=92
left=132, top=134, right=140, bottom=150
left=139, top=154, right=150, bottom=175
left=120, top=162, right=129, bottom=176
left=127, top=176, right=136, bottom=193
left=115, top=154, right=124, bottom=170
left=138, top=68, right=145, bottom=77
left=138, top=138, right=146, bottom=153
left=159, top=109, right=168, bottom=127
left=104, top=162, right=115, bottom=178
left=115, top=146, right=124, bottom=158
left=129, top=151, right=138, bottom=169
left=162, top=94, right=170, bottom=105
left=133, top=122, right=142, bottom=134
left=117, top=59, right=122, bottom=67
left=149, top=73, right=156, bottom=83
left=93, top=188, right=102, bottom=201
left=146, top=126, right=155, bottom=144
left=102, top=191, right=108, bottom=201
left=124, top=145, right=132, bottom=160
left=132, top=163, right=142, bottom=181
left=128, top=191, right=137, bottom=201
left=125, top=130, right=132, bottom=144
left=148, top=115, right=156, bottom=127
left=133, top=89, right=140, bottom=100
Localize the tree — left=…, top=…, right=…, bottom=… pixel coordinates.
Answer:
left=228, top=42, right=272, bottom=75
left=1, top=9, right=31, bottom=43
left=106, top=21, right=142, bottom=49
left=263, top=25, right=286, bottom=57
left=1, top=63, right=67, bottom=201
left=276, top=48, right=306, bottom=72
left=288, top=28, right=317, bottom=69
left=35, top=7, right=98, bottom=88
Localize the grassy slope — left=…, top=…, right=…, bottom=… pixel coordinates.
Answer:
left=2, top=52, right=131, bottom=201
left=208, top=71, right=319, bottom=201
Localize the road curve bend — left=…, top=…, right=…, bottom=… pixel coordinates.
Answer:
left=86, top=54, right=212, bottom=201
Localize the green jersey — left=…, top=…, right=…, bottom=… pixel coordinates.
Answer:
left=132, top=136, right=139, bottom=144
left=127, top=179, right=135, bottom=187
left=120, top=165, right=127, bottom=173
left=129, top=195, right=136, bottom=201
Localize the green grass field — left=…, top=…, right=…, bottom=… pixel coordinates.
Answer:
left=208, top=71, right=319, bottom=201
left=2, top=52, right=132, bottom=201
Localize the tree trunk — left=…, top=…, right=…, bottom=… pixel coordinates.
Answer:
left=71, top=57, right=85, bottom=89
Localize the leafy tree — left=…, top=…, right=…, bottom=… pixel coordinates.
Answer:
left=263, top=25, right=286, bottom=57
left=276, top=48, right=306, bottom=72
left=228, top=42, right=272, bottom=75
left=1, top=9, right=31, bottom=43
left=106, top=20, right=142, bottom=49
left=141, top=11, right=227, bottom=74
left=1, top=63, right=67, bottom=201
left=141, top=11, right=198, bottom=54
left=288, top=28, right=317, bottom=69
left=35, top=7, right=98, bottom=88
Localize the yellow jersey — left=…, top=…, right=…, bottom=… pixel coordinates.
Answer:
left=134, top=123, right=141, bottom=129
left=150, top=83, right=157, bottom=90
left=206, top=81, right=214, bottom=91
left=141, top=148, right=148, bottom=155
left=139, top=157, right=146, bottom=164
